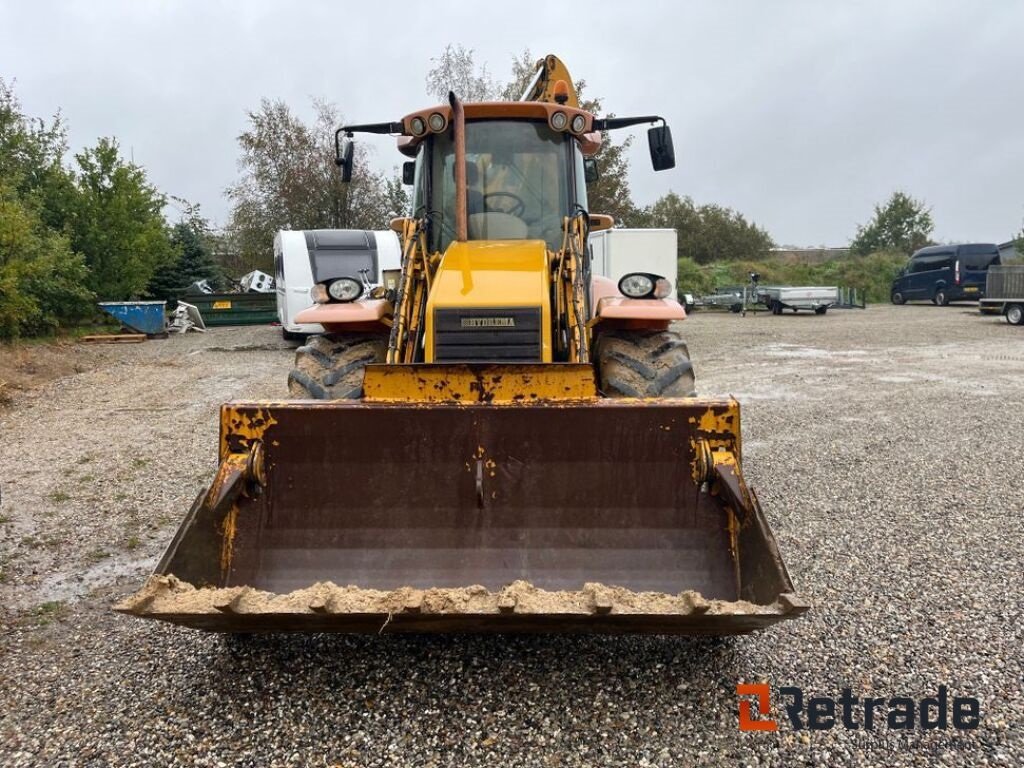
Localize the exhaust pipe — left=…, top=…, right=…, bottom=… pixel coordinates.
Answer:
left=448, top=91, right=468, bottom=243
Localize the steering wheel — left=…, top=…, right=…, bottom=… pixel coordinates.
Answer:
left=483, top=192, right=526, bottom=218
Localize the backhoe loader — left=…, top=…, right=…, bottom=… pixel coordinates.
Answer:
left=118, top=55, right=807, bottom=634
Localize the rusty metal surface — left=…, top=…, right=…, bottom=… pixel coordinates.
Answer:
left=362, top=363, right=598, bottom=402
left=120, top=398, right=806, bottom=634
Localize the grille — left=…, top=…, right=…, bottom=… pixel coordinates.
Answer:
left=434, top=307, right=542, bottom=362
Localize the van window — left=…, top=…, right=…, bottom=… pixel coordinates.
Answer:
left=911, top=254, right=947, bottom=273
left=958, top=245, right=1000, bottom=270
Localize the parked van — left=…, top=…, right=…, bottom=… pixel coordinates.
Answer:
left=274, top=229, right=403, bottom=340
left=890, top=244, right=1001, bottom=306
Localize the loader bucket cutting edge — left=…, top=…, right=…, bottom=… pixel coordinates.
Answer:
left=116, top=398, right=808, bottom=634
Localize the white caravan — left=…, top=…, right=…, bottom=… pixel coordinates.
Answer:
left=274, top=229, right=402, bottom=340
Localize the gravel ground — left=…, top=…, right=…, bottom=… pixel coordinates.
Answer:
left=0, top=306, right=1021, bottom=766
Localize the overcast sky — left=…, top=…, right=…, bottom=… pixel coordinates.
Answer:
left=2, top=0, right=1021, bottom=246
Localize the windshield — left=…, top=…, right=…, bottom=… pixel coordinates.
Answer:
left=428, top=120, right=571, bottom=252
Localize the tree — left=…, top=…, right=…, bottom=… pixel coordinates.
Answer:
left=640, top=192, right=774, bottom=263
left=146, top=203, right=224, bottom=301
left=0, top=80, right=93, bottom=338
left=426, top=45, right=501, bottom=102
left=850, top=191, right=934, bottom=256
left=226, top=98, right=406, bottom=272
left=0, top=179, right=93, bottom=338
left=66, top=138, right=175, bottom=299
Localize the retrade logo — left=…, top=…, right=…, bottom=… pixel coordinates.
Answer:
left=737, top=684, right=980, bottom=731
left=737, top=684, right=777, bottom=731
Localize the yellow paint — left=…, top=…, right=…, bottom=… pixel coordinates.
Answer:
left=220, top=503, right=239, bottom=577
left=212, top=300, right=231, bottom=310
left=219, top=406, right=279, bottom=459
left=687, top=400, right=742, bottom=460
left=423, top=240, right=553, bottom=363
left=362, top=363, right=598, bottom=403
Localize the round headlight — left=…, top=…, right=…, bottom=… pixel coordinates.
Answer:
left=619, top=273, right=656, bottom=299
left=328, top=277, right=363, bottom=302
left=550, top=111, right=568, bottom=130
left=410, top=116, right=426, bottom=136
left=571, top=114, right=586, bottom=133
left=428, top=112, right=446, bottom=132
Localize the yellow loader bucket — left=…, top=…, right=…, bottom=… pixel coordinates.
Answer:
left=118, top=374, right=806, bottom=634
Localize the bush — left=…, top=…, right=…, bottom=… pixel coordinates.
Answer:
left=676, top=250, right=907, bottom=305
left=0, top=182, right=94, bottom=339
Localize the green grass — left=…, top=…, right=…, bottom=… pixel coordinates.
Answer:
left=85, top=548, right=110, bottom=563
left=123, top=535, right=141, bottom=551
left=47, top=489, right=71, bottom=503
left=29, top=600, right=69, bottom=626
left=0, top=514, right=11, bottom=525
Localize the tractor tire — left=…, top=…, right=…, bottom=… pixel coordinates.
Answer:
left=595, top=329, right=697, bottom=398
left=287, top=333, right=388, bottom=400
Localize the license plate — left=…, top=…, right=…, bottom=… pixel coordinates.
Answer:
left=964, top=287, right=978, bottom=293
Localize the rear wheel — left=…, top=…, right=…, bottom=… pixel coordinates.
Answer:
left=595, top=329, right=696, bottom=398
left=891, top=291, right=905, bottom=305
left=1007, top=304, right=1024, bottom=326
left=288, top=333, right=388, bottom=399
left=814, top=306, right=828, bottom=315
left=934, top=288, right=949, bottom=306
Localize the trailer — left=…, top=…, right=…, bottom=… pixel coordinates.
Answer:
left=757, top=285, right=839, bottom=315
left=980, top=265, right=1024, bottom=325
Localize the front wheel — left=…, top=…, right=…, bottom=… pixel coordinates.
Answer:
left=595, top=329, right=696, bottom=398
left=891, top=291, right=905, bottom=305
left=287, top=333, right=388, bottom=399
left=814, top=306, right=828, bottom=315
left=1007, top=304, right=1024, bottom=326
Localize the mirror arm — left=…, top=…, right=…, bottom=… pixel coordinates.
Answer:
left=592, top=115, right=665, bottom=132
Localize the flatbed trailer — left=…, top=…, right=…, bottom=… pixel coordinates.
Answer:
left=757, top=285, right=839, bottom=315
left=979, top=266, right=1024, bottom=325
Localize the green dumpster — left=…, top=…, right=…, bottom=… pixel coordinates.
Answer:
left=183, top=292, right=277, bottom=327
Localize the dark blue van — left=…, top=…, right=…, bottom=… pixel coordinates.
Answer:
left=890, top=244, right=1001, bottom=305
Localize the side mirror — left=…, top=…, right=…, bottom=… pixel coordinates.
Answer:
left=402, top=161, right=416, bottom=186
left=648, top=124, right=675, bottom=171
left=336, top=137, right=355, bottom=183
left=583, top=158, right=600, bottom=184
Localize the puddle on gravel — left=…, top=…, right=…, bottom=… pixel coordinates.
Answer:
left=762, top=343, right=870, bottom=359
left=15, top=554, right=156, bottom=610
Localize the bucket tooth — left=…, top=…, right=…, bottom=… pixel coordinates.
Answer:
left=214, top=588, right=251, bottom=614
left=682, top=593, right=710, bottom=615
left=497, top=592, right=518, bottom=614
left=402, top=592, right=424, bottom=614
left=779, top=593, right=811, bottom=615
left=309, top=595, right=334, bottom=614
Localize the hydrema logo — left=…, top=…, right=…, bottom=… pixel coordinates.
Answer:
left=737, top=684, right=980, bottom=731
left=461, top=317, right=516, bottom=328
